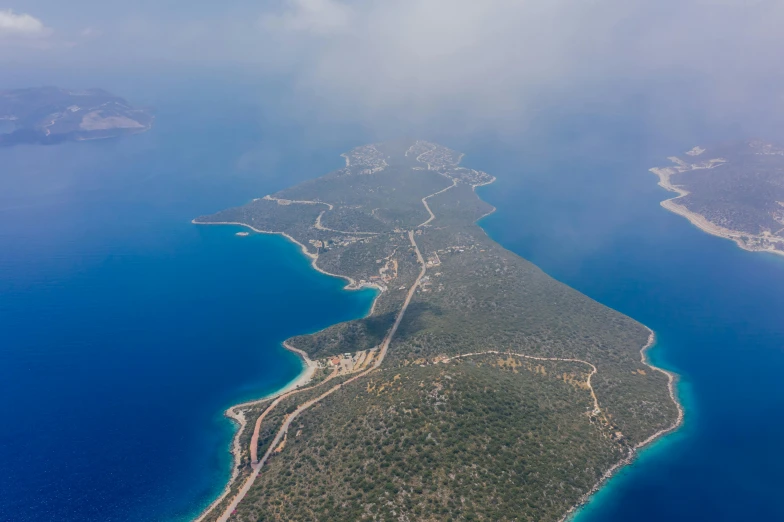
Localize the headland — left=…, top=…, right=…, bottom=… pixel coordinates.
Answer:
left=193, top=140, right=681, bottom=522
left=650, top=141, right=784, bottom=257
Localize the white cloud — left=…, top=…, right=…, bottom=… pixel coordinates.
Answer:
left=80, top=27, right=102, bottom=39
left=262, top=0, right=354, bottom=35
left=3, top=0, right=782, bottom=135
left=251, top=0, right=642, bottom=121
left=244, top=0, right=784, bottom=129
left=0, top=9, right=51, bottom=38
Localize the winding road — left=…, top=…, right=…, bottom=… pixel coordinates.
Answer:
left=417, top=179, right=457, bottom=228
left=442, top=351, right=602, bottom=416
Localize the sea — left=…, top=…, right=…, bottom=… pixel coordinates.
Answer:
left=2, top=76, right=784, bottom=521
left=0, top=79, right=376, bottom=521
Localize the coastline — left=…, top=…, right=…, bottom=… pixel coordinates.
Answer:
left=471, top=175, right=683, bottom=522
left=561, top=328, right=684, bottom=522
left=193, top=228, right=425, bottom=522
left=474, top=176, right=498, bottom=221
left=191, top=219, right=389, bottom=291
left=192, top=340, right=318, bottom=522
left=190, top=219, right=383, bottom=522
left=649, top=167, right=784, bottom=258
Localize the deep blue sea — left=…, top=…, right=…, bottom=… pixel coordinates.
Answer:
left=0, top=90, right=375, bottom=521
left=2, top=79, right=784, bottom=522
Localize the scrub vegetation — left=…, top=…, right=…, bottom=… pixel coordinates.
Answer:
left=195, top=140, right=679, bottom=522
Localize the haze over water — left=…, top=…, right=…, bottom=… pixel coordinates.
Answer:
left=1, top=76, right=783, bottom=522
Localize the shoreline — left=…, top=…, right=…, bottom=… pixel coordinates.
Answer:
left=191, top=219, right=390, bottom=291
left=193, top=219, right=385, bottom=323
left=193, top=229, right=426, bottom=522
left=649, top=167, right=784, bottom=258
left=464, top=174, right=682, bottom=521
left=190, top=218, right=383, bottom=522
left=473, top=176, right=498, bottom=221
left=192, top=340, right=318, bottom=522
left=561, top=328, right=684, bottom=522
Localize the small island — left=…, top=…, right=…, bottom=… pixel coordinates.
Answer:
left=194, top=141, right=681, bottom=522
left=0, top=87, right=153, bottom=146
left=651, top=141, right=784, bottom=255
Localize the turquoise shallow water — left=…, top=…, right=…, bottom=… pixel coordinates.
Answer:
left=0, top=94, right=375, bottom=521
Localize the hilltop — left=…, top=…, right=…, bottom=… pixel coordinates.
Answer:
left=194, top=140, right=680, bottom=522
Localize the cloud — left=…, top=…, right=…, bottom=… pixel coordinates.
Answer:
left=243, top=0, right=784, bottom=131
left=0, top=9, right=51, bottom=38
left=80, top=27, right=102, bottom=39
left=262, top=0, right=354, bottom=34
left=3, top=0, right=783, bottom=136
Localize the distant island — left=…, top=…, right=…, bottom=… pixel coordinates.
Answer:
left=0, top=87, right=153, bottom=146
left=194, top=141, right=681, bottom=522
left=651, top=141, right=784, bottom=256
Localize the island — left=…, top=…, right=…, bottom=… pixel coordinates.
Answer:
left=651, top=141, right=784, bottom=256
left=0, top=87, right=153, bottom=146
left=194, top=141, right=681, bottom=522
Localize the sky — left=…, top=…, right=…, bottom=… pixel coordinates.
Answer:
left=2, top=0, right=783, bottom=135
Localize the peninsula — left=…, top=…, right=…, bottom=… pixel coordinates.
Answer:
left=651, top=141, right=784, bottom=256
left=0, top=87, right=153, bottom=146
left=194, top=140, right=681, bottom=522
